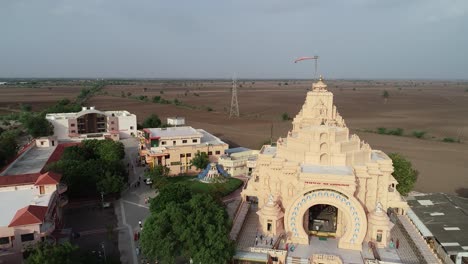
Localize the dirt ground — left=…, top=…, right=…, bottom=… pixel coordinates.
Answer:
left=1, top=79, right=467, bottom=195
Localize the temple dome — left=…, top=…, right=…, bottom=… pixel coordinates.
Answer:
left=257, top=194, right=284, bottom=219
left=312, top=75, right=328, bottom=91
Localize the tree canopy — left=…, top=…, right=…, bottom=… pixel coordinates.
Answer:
left=26, top=242, right=78, bottom=264
left=190, top=151, right=209, bottom=170
left=142, top=185, right=234, bottom=264
left=47, top=139, right=126, bottom=197
left=142, top=114, right=162, bottom=128
left=23, top=113, right=54, bottom=138
left=389, top=153, right=418, bottom=196
left=145, top=164, right=170, bottom=189
left=0, top=130, right=18, bottom=166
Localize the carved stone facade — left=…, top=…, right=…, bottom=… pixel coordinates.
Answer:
left=242, top=77, right=408, bottom=251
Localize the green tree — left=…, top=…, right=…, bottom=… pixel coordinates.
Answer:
left=145, top=164, right=170, bottom=189
left=281, top=112, right=290, bottom=121
left=183, top=194, right=235, bottom=264
left=389, top=153, right=418, bottom=196
left=190, top=151, right=209, bottom=170
left=23, top=114, right=54, bottom=137
left=149, top=184, right=192, bottom=212
left=97, top=171, right=124, bottom=194
left=26, top=242, right=78, bottom=264
left=96, top=140, right=125, bottom=161
left=142, top=190, right=234, bottom=264
left=382, top=90, right=390, bottom=103
left=0, top=130, right=18, bottom=166
left=141, top=203, right=187, bottom=263
left=142, top=114, right=162, bottom=128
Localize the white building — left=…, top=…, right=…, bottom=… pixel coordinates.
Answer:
left=46, top=107, right=137, bottom=141
left=218, top=147, right=259, bottom=177
left=167, top=117, right=185, bottom=126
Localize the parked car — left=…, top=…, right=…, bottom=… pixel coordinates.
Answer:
left=144, top=178, right=153, bottom=185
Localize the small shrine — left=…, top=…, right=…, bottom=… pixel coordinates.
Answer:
left=197, top=162, right=230, bottom=183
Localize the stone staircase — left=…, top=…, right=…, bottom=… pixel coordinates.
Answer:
left=230, top=201, right=250, bottom=240
left=286, top=256, right=309, bottom=264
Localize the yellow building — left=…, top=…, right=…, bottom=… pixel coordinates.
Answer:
left=237, top=77, right=408, bottom=263
left=139, top=126, right=228, bottom=175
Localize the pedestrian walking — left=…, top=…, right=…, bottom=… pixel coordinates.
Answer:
left=260, top=234, right=263, bottom=241
left=137, top=232, right=140, bottom=240
left=270, top=238, right=273, bottom=245
left=139, top=220, right=142, bottom=228
left=136, top=247, right=140, bottom=256
left=396, top=238, right=400, bottom=249
left=134, top=232, right=137, bottom=241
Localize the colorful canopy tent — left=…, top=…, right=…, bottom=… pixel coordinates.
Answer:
left=197, top=162, right=230, bottom=183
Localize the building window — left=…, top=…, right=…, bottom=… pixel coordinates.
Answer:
left=111, top=127, right=115, bottom=130
left=70, top=124, right=75, bottom=127
left=0, top=237, right=9, bottom=245
left=173, top=141, right=176, bottom=146
left=186, top=153, right=192, bottom=158
left=192, top=139, right=197, bottom=143
left=21, top=233, right=34, bottom=242
left=215, top=151, right=220, bottom=155
left=40, top=141, right=44, bottom=146
left=71, top=130, right=76, bottom=133
left=208, top=151, right=212, bottom=156
left=166, top=155, right=170, bottom=160
left=376, top=230, right=383, bottom=242
left=111, top=121, right=115, bottom=124
left=161, top=141, right=166, bottom=145
left=182, top=140, right=187, bottom=143
left=180, top=154, right=185, bottom=158
left=267, top=222, right=272, bottom=231
left=130, top=126, right=134, bottom=130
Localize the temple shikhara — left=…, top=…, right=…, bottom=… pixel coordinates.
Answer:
left=234, top=77, right=408, bottom=263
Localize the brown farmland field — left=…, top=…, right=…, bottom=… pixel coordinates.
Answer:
left=1, top=79, right=467, bottom=195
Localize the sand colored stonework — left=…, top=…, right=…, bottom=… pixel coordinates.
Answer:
left=242, top=77, right=407, bottom=251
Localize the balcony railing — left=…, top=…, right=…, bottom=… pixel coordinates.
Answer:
left=57, top=183, right=68, bottom=194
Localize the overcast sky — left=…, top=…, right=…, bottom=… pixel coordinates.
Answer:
left=1, top=0, right=467, bottom=79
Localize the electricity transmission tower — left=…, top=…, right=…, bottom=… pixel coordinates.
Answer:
left=229, top=76, right=239, bottom=118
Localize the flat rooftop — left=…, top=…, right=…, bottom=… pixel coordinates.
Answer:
left=198, top=129, right=226, bottom=146
left=301, top=165, right=353, bottom=176
left=145, top=126, right=202, bottom=139
left=0, top=188, right=52, bottom=226
left=46, top=109, right=133, bottom=119
left=260, top=145, right=277, bottom=155
left=0, top=146, right=56, bottom=176
left=407, top=193, right=468, bottom=255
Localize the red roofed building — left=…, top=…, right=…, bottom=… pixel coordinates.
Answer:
left=8, top=205, right=48, bottom=227
left=0, top=141, right=71, bottom=263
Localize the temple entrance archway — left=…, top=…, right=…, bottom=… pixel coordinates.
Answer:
left=307, top=204, right=338, bottom=236
left=285, top=188, right=367, bottom=251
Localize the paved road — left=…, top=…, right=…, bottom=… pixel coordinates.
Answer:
left=117, top=138, right=156, bottom=264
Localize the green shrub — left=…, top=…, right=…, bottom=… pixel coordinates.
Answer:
left=412, top=131, right=426, bottom=139
left=443, top=137, right=459, bottom=143
left=282, top=112, right=290, bottom=121
left=388, top=128, right=404, bottom=136
left=377, top=127, right=387, bottom=134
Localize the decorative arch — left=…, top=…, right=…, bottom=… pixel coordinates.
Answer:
left=320, top=153, right=329, bottom=165
left=320, top=142, right=328, bottom=152
left=284, top=188, right=367, bottom=251
left=320, top=132, right=327, bottom=142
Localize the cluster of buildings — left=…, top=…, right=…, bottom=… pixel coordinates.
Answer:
left=1, top=78, right=467, bottom=264
left=0, top=138, right=72, bottom=263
